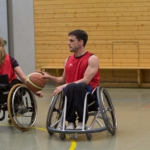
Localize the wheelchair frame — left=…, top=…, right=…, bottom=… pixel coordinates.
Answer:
left=0, top=83, right=37, bottom=131
left=46, top=86, right=117, bottom=140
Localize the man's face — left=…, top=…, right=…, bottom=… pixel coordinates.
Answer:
left=68, top=35, right=82, bottom=52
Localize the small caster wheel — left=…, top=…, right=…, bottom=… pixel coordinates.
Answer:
left=86, top=133, right=92, bottom=140
left=59, top=133, right=66, bottom=140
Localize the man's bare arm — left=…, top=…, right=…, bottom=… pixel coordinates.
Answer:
left=42, top=58, right=68, bottom=85
left=74, top=55, right=99, bottom=84
left=42, top=70, right=66, bottom=84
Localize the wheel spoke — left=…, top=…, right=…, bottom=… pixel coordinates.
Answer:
left=46, top=92, right=64, bottom=135
left=98, top=87, right=117, bottom=135
left=7, top=84, right=37, bottom=131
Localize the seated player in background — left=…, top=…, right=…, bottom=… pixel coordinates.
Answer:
left=42, top=29, right=100, bottom=129
left=0, top=36, right=43, bottom=104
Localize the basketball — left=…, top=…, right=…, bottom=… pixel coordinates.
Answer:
left=25, top=71, right=46, bottom=92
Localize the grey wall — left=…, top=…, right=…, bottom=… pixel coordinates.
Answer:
left=7, top=0, right=35, bottom=75
left=0, top=0, right=9, bottom=53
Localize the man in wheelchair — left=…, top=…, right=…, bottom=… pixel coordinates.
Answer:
left=43, top=29, right=100, bottom=130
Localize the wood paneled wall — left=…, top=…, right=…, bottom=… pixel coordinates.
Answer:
left=34, top=0, right=150, bottom=87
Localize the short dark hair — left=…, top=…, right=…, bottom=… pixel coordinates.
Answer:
left=68, top=29, right=88, bottom=46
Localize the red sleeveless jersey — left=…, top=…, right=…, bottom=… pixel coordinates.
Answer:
left=0, top=54, right=17, bottom=83
left=65, top=52, right=100, bottom=89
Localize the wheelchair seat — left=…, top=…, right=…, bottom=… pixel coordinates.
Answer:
left=0, top=74, right=10, bottom=104
left=0, top=74, right=9, bottom=84
left=0, top=74, right=38, bottom=131
left=46, top=86, right=117, bottom=140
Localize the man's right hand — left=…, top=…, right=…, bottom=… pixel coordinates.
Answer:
left=40, top=71, right=51, bottom=80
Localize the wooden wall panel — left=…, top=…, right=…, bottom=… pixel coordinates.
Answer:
left=34, top=0, right=150, bottom=86
left=143, top=70, right=150, bottom=82
left=100, top=69, right=137, bottom=82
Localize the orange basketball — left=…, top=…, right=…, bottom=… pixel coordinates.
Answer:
left=25, top=72, right=46, bottom=92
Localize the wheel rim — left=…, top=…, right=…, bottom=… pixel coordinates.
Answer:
left=46, top=92, right=64, bottom=131
left=98, top=87, right=117, bottom=134
left=7, top=84, right=37, bottom=131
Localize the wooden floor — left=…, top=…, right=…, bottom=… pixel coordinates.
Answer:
left=0, top=85, right=150, bottom=150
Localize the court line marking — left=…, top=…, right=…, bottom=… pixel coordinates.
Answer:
left=32, top=127, right=77, bottom=150
left=0, top=124, right=77, bottom=150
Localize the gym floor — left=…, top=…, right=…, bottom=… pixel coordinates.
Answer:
left=0, top=84, right=150, bottom=150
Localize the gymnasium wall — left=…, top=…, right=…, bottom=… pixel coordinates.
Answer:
left=7, top=0, right=35, bottom=75
left=34, top=0, right=150, bottom=87
left=0, top=0, right=9, bottom=53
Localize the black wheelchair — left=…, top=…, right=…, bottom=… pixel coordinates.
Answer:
left=46, top=86, right=117, bottom=140
left=0, top=74, right=37, bottom=131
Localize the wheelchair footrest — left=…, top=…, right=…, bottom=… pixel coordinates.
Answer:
left=48, top=126, right=107, bottom=134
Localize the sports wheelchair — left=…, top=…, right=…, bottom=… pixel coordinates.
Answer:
left=0, top=74, right=37, bottom=131
left=46, top=86, right=117, bottom=140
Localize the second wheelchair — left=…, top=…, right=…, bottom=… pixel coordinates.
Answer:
left=0, top=75, right=37, bottom=131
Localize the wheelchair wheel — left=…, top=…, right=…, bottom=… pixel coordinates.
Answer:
left=7, top=84, right=37, bottom=131
left=97, top=87, right=117, bottom=135
left=86, top=133, right=92, bottom=140
left=59, top=133, right=66, bottom=140
left=46, top=92, right=64, bottom=135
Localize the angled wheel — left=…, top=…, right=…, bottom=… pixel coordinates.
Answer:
left=59, top=133, right=66, bottom=140
left=97, top=87, right=117, bottom=135
left=46, top=92, right=64, bottom=135
left=86, top=133, right=92, bottom=140
left=7, top=84, right=37, bottom=131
